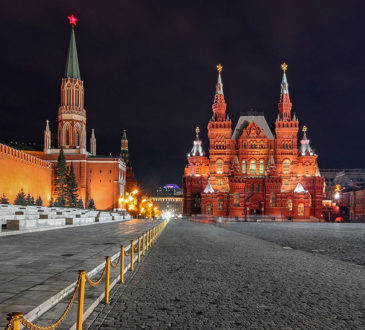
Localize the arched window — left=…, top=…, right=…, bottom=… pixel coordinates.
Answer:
left=287, top=199, right=293, bottom=211
left=217, top=198, right=224, bottom=211
left=75, top=90, right=79, bottom=107
left=242, top=161, right=246, bottom=174
left=298, top=203, right=305, bottom=216
left=250, top=184, right=254, bottom=192
left=283, top=159, right=290, bottom=174
left=75, top=132, right=79, bottom=147
left=250, top=160, right=256, bottom=175
left=270, top=193, right=276, bottom=207
left=216, top=159, right=223, bottom=174
left=66, top=128, right=70, bottom=145
left=256, top=184, right=260, bottom=192
left=67, top=89, right=71, bottom=106
left=233, top=193, right=240, bottom=206
left=259, top=160, right=264, bottom=175
left=206, top=203, right=212, bottom=215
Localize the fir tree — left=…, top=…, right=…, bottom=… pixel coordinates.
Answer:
left=0, top=194, right=9, bottom=204
left=14, top=189, right=27, bottom=206
left=86, top=198, right=96, bottom=210
left=26, top=194, right=35, bottom=206
left=36, top=196, right=43, bottom=206
left=48, top=197, right=54, bottom=207
left=54, top=149, right=68, bottom=205
left=66, top=162, right=78, bottom=207
left=77, top=198, right=84, bottom=209
left=55, top=196, right=66, bottom=207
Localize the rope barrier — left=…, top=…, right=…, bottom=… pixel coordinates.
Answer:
left=85, top=266, right=106, bottom=287
left=5, top=220, right=169, bottom=330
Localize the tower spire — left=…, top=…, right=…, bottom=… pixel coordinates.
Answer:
left=278, top=62, right=292, bottom=121
left=44, top=120, right=51, bottom=153
left=121, top=129, right=130, bottom=165
left=65, top=15, right=81, bottom=80
left=90, top=128, right=96, bottom=156
left=212, top=64, right=227, bottom=121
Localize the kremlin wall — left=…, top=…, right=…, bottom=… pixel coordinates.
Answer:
left=0, top=18, right=136, bottom=211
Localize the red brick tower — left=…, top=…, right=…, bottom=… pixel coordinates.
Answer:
left=206, top=65, right=232, bottom=215
left=274, top=63, right=299, bottom=192
left=57, top=22, right=86, bottom=154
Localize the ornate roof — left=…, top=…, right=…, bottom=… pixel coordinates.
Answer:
left=188, top=127, right=205, bottom=157
left=232, top=115, right=274, bottom=140
left=64, top=29, right=81, bottom=80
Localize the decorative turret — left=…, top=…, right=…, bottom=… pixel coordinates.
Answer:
left=121, top=129, right=130, bottom=166
left=43, top=120, right=51, bottom=153
left=58, top=15, right=87, bottom=153
left=299, top=126, right=314, bottom=156
left=212, top=64, right=227, bottom=121
left=90, top=128, right=96, bottom=156
left=277, top=63, right=292, bottom=121
left=188, top=127, right=205, bottom=157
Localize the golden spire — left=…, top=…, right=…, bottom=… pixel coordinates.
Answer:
left=216, top=64, right=223, bottom=73
left=302, top=125, right=307, bottom=133
left=196, top=127, right=200, bottom=134
left=281, top=62, right=288, bottom=73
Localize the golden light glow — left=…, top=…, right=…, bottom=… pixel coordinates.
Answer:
left=132, top=189, right=138, bottom=195
left=302, top=125, right=307, bottom=133
left=216, top=64, right=223, bottom=73
left=281, top=62, right=288, bottom=73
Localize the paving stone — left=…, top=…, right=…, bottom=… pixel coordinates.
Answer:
left=88, top=219, right=365, bottom=329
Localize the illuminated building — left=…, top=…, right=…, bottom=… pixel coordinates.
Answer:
left=150, top=184, right=183, bottom=215
left=183, top=64, right=324, bottom=220
left=0, top=16, right=127, bottom=210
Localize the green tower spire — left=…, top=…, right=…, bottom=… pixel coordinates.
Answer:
left=64, top=28, right=81, bottom=80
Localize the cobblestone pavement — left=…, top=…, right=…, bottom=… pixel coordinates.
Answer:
left=0, top=219, right=160, bottom=325
left=88, top=219, right=365, bottom=329
left=214, top=221, right=365, bottom=266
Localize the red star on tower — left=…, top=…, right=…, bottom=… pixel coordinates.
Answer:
left=67, top=14, right=78, bottom=27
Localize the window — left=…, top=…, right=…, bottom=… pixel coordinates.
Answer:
left=217, top=199, right=223, bottom=211
left=195, top=166, right=200, bottom=175
left=256, top=184, right=260, bottom=192
left=109, top=170, right=112, bottom=174
left=75, top=132, right=79, bottom=147
left=206, top=203, right=212, bottom=215
left=66, top=129, right=70, bottom=145
left=283, top=159, right=290, bottom=174
left=242, top=161, right=246, bottom=174
left=305, top=165, right=309, bottom=176
left=233, top=193, right=240, bottom=206
left=67, top=89, right=71, bottom=106
left=270, top=193, right=276, bottom=207
left=259, top=160, right=264, bottom=175
left=250, top=184, right=254, bottom=192
left=216, top=159, right=223, bottom=174
left=298, top=203, right=304, bottom=216
left=287, top=199, right=293, bottom=211
left=100, top=170, right=102, bottom=174
left=75, top=90, right=79, bottom=107
left=250, top=160, right=256, bottom=175
left=218, top=180, right=222, bottom=186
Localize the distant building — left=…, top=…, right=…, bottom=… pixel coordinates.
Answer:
left=151, top=184, right=183, bottom=215
left=321, top=169, right=365, bottom=191
left=120, top=129, right=138, bottom=193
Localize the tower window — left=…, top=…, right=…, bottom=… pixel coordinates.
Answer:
left=233, top=193, right=240, bottom=206
left=250, top=160, right=256, bottom=175
left=75, top=90, right=79, bottom=107
left=283, top=159, right=290, bottom=174
left=256, top=184, right=260, bottom=192
left=259, top=160, right=264, bottom=175
left=75, top=132, right=79, bottom=147
left=242, top=160, right=246, bottom=174
left=66, top=128, right=70, bottom=145
left=67, top=89, right=71, bottom=106
left=217, top=199, right=223, bottom=211
left=250, top=184, right=254, bottom=192
left=216, top=159, right=223, bottom=174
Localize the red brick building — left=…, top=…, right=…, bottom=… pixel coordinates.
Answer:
left=183, top=64, right=324, bottom=220
left=0, top=19, right=136, bottom=211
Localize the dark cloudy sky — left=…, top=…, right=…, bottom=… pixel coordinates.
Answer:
left=0, top=1, right=364, bottom=192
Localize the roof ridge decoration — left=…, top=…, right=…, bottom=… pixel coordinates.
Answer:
left=203, top=182, right=215, bottom=194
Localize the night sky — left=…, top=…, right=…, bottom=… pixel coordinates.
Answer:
left=0, top=1, right=364, bottom=193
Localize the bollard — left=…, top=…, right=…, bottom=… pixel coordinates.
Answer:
left=120, top=245, right=125, bottom=283
left=138, top=236, right=141, bottom=263
left=77, top=270, right=86, bottom=330
left=7, top=312, right=23, bottom=330
left=146, top=231, right=149, bottom=250
left=105, top=256, right=111, bottom=304
left=130, top=240, right=134, bottom=271
left=142, top=233, right=145, bottom=256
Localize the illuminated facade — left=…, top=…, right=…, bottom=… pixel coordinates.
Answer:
left=183, top=64, right=324, bottom=220
left=0, top=19, right=127, bottom=210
